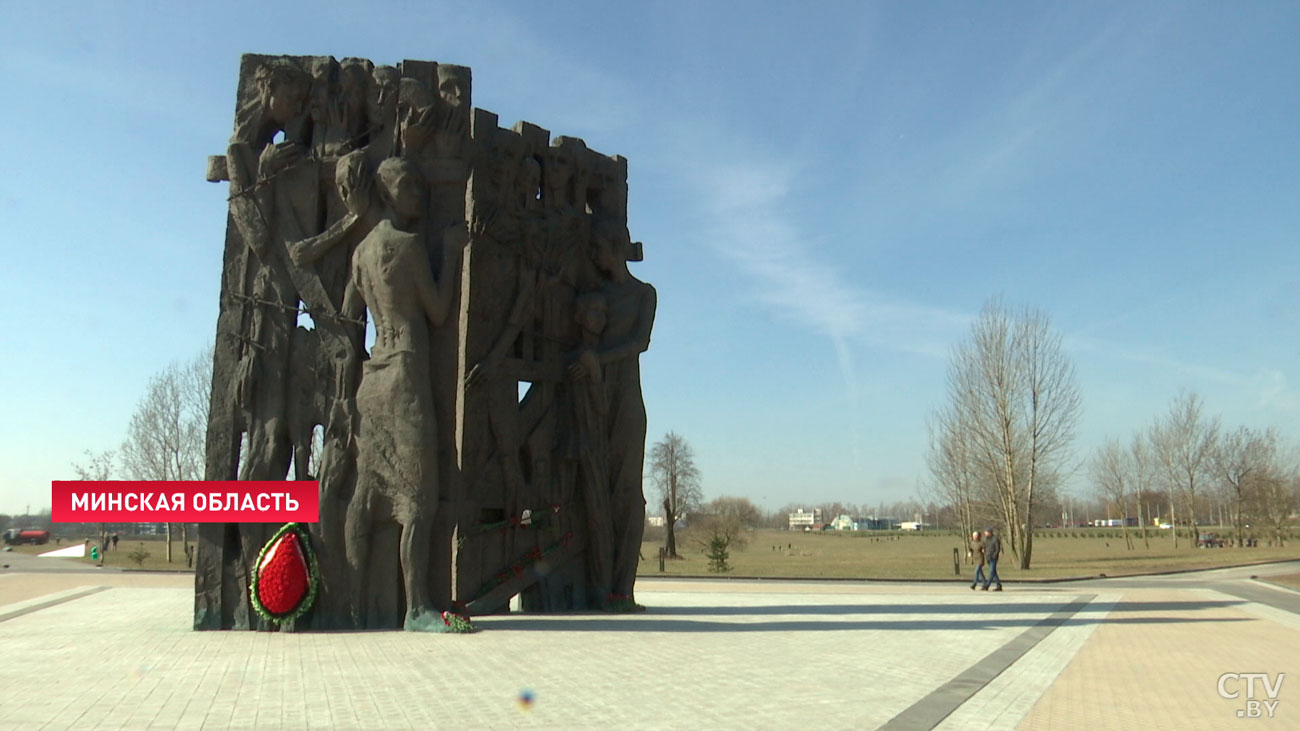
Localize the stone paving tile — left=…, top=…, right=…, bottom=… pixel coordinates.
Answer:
left=0, top=571, right=191, bottom=606
left=0, top=584, right=1082, bottom=730
left=936, top=593, right=1120, bottom=730
left=1018, top=588, right=1300, bottom=730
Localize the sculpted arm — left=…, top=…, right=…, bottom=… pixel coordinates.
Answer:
left=465, top=255, right=534, bottom=389
left=289, top=212, right=365, bottom=265
left=340, top=261, right=368, bottom=392
left=226, top=141, right=273, bottom=263
left=414, top=224, right=468, bottom=327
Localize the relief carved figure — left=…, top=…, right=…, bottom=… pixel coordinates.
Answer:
left=227, top=57, right=318, bottom=484
left=579, top=219, right=657, bottom=601
left=568, top=292, right=615, bottom=604
left=341, top=158, right=468, bottom=630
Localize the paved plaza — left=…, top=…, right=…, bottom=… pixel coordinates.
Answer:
left=1, top=556, right=1298, bottom=730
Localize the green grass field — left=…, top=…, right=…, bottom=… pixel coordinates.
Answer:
left=8, top=527, right=1297, bottom=580
left=637, top=528, right=1300, bottom=580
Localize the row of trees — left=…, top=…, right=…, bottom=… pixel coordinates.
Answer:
left=71, top=349, right=211, bottom=563
left=1091, top=392, right=1298, bottom=548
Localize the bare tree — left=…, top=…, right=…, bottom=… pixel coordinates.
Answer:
left=120, top=349, right=212, bottom=562
left=1130, top=434, right=1154, bottom=549
left=647, top=431, right=703, bottom=559
left=72, top=449, right=116, bottom=543
left=926, top=406, right=979, bottom=550
left=1090, top=438, right=1133, bottom=549
left=1244, top=443, right=1298, bottom=547
left=1149, top=391, right=1219, bottom=549
left=707, top=496, right=762, bottom=530
left=942, top=299, right=1081, bottom=569
left=1212, top=426, right=1276, bottom=546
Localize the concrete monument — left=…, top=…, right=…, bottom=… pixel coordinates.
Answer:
left=196, top=54, right=655, bottom=631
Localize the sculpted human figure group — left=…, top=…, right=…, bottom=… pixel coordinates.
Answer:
left=196, top=54, right=656, bottom=631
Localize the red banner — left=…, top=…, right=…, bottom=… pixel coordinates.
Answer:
left=50, top=481, right=319, bottom=523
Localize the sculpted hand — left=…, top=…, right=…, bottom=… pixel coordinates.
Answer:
left=288, top=239, right=310, bottom=266
left=443, top=222, right=470, bottom=252
left=567, top=360, right=586, bottom=380
left=469, top=211, right=495, bottom=240
left=258, top=141, right=305, bottom=178
left=465, top=358, right=496, bottom=390
left=235, top=354, right=259, bottom=411
left=401, top=105, right=436, bottom=153
left=567, top=350, right=599, bottom=380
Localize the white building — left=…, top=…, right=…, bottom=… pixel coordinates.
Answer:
left=788, top=508, right=824, bottom=531
left=831, top=514, right=856, bottom=531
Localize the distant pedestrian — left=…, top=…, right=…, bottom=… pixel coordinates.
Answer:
left=968, top=531, right=986, bottom=590
left=982, top=528, right=1003, bottom=591
left=111, top=533, right=119, bottom=550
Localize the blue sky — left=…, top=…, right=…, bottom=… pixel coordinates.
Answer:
left=2, top=1, right=1297, bottom=514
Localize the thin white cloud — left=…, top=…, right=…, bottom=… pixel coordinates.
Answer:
left=1253, top=369, right=1300, bottom=413
left=1066, top=334, right=1250, bottom=387
left=687, top=155, right=969, bottom=357
left=1068, top=334, right=1300, bottom=416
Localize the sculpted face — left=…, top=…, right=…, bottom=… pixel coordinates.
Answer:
left=436, top=65, right=469, bottom=109
left=339, top=59, right=371, bottom=106
left=260, top=62, right=311, bottom=126
left=519, top=157, right=542, bottom=206
left=593, top=223, right=629, bottom=274
left=369, top=66, right=399, bottom=121
left=336, top=151, right=370, bottom=216
left=550, top=147, right=573, bottom=173
left=378, top=159, right=425, bottom=220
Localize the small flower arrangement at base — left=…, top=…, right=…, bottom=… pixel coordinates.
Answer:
left=441, top=610, right=477, bottom=633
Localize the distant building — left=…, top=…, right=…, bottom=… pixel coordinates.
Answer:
left=646, top=516, right=666, bottom=528
left=857, top=517, right=899, bottom=531
left=1092, top=518, right=1137, bottom=527
left=788, top=508, right=823, bottom=531
left=898, top=521, right=929, bottom=531
left=831, top=514, right=856, bottom=531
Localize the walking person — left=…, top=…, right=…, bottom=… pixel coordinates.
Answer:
left=982, top=528, right=1003, bottom=591
left=968, top=531, right=986, bottom=590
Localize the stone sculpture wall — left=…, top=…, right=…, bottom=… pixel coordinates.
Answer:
left=195, top=54, right=655, bottom=631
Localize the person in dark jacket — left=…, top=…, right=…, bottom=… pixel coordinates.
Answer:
left=982, top=528, right=1003, bottom=591
left=968, top=531, right=986, bottom=590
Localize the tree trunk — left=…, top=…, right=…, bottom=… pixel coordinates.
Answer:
left=1019, top=523, right=1033, bottom=570
left=664, top=497, right=679, bottom=559
left=1137, top=500, right=1149, bottom=549
left=1234, top=493, right=1244, bottom=548
left=166, top=522, right=173, bottom=563
left=1170, top=498, right=1178, bottom=548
